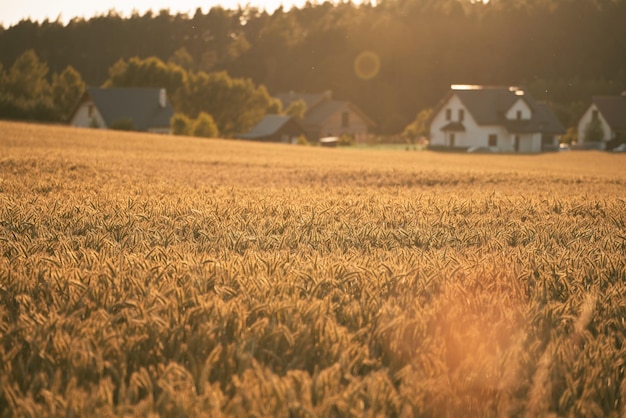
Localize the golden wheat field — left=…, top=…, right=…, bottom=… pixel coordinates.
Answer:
left=1, top=120, right=625, bottom=417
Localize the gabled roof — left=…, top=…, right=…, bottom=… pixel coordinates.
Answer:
left=276, top=91, right=375, bottom=127
left=435, top=85, right=564, bottom=134
left=304, top=100, right=374, bottom=126
left=237, top=114, right=299, bottom=139
left=593, top=94, right=626, bottom=130
left=82, top=87, right=174, bottom=131
left=276, top=91, right=331, bottom=113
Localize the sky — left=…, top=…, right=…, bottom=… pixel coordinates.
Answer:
left=1, top=0, right=318, bottom=27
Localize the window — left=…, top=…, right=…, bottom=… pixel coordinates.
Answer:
left=341, top=111, right=350, bottom=128
left=445, top=109, right=451, bottom=121
left=516, top=110, right=522, bottom=120
left=514, top=135, right=520, bottom=152
left=488, top=134, right=498, bottom=147
left=459, top=109, right=464, bottom=122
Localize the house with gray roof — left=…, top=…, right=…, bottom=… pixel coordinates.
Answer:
left=236, top=114, right=307, bottom=143
left=276, top=91, right=374, bottom=143
left=576, top=93, right=626, bottom=150
left=69, top=87, right=174, bottom=134
left=429, top=85, right=565, bottom=153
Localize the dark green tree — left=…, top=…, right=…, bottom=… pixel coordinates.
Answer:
left=51, top=65, right=85, bottom=121
left=192, top=112, right=219, bottom=138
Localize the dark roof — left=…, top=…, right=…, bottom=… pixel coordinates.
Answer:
left=237, top=115, right=294, bottom=139
left=306, top=100, right=375, bottom=127
left=593, top=95, right=626, bottom=130
left=85, top=87, right=174, bottom=131
left=276, top=91, right=375, bottom=127
left=440, top=121, right=466, bottom=131
left=276, top=91, right=331, bottom=112
left=534, top=102, right=566, bottom=134
left=435, top=86, right=564, bottom=134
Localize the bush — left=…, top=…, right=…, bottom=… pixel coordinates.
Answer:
left=192, top=112, right=219, bottom=138
left=295, top=135, right=309, bottom=146
left=110, top=118, right=135, bottom=131
left=171, top=113, right=192, bottom=136
left=338, top=134, right=355, bottom=146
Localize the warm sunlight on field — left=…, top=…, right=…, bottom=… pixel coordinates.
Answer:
left=1, top=121, right=625, bottom=417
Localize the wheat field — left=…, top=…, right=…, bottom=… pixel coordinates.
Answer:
left=1, top=120, right=625, bottom=417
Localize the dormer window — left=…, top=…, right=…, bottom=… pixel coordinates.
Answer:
left=516, top=110, right=522, bottom=120
left=592, top=110, right=599, bottom=121
left=459, top=109, right=464, bottom=122
left=446, top=109, right=451, bottom=121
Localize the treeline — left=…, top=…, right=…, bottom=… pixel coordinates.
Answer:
left=1, top=0, right=626, bottom=132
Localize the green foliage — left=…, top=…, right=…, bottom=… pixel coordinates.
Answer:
left=109, top=118, right=136, bottom=131
left=338, top=133, right=355, bottom=146
left=105, top=56, right=187, bottom=109
left=0, top=49, right=55, bottom=120
left=3, top=49, right=50, bottom=100
left=51, top=65, right=85, bottom=121
left=192, top=111, right=219, bottom=138
left=170, top=112, right=192, bottom=136
left=295, top=134, right=309, bottom=145
left=284, top=98, right=306, bottom=120
left=561, top=127, right=578, bottom=145
left=168, top=47, right=194, bottom=70
left=179, top=70, right=280, bottom=137
left=403, top=108, right=433, bottom=140
left=584, top=118, right=605, bottom=143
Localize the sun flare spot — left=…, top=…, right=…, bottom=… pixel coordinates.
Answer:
left=354, top=50, right=381, bottom=81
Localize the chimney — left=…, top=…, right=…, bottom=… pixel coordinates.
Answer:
left=159, top=88, right=167, bottom=108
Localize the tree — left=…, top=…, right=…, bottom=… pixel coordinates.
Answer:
left=168, top=47, right=194, bottom=70
left=180, top=70, right=281, bottom=137
left=583, top=118, right=604, bottom=143
left=0, top=49, right=55, bottom=120
left=170, top=113, right=192, bottom=136
left=192, top=112, right=219, bottom=138
left=4, top=49, right=51, bottom=100
left=403, top=108, right=433, bottom=140
left=284, top=98, right=306, bottom=119
left=105, top=56, right=187, bottom=109
left=51, top=66, right=85, bottom=121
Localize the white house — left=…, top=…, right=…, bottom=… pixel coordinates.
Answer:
left=429, top=85, right=564, bottom=153
left=576, top=93, right=626, bottom=150
left=69, top=87, right=174, bottom=134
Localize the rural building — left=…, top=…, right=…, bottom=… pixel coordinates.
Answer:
left=429, top=85, right=565, bottom=153
left=576, top=93, right=626, bottom=150
left=69, top=87, right=174, bottom=134
left=276, top=91, right=374, bottom=143
left=236, top=114, right=307, bottom=143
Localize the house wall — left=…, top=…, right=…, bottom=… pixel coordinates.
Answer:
left=318, top=106, right=369, bottom=142
left=577, top=104, right=612, bottom=144
left=70, top=101, right=107, bottom=129
left=430, top=94, right=478, bottom=147
left=505, top=99, right=532, bottom=120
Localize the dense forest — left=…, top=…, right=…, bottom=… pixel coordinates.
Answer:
left=1, top=0, right=625, bottom=133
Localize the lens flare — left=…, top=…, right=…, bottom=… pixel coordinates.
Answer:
left=354, top=50, right=380, bottom=81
